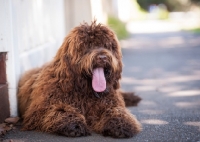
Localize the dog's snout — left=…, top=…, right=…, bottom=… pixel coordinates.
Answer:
left=96, top=54, right=108, bottom=66
left=98, top=55, right=107, bottom=61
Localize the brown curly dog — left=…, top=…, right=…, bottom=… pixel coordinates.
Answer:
left=18, top=21, right=142, bottom=138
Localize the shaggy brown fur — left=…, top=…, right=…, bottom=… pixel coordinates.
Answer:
left=18, top=21, right=141, bottom=138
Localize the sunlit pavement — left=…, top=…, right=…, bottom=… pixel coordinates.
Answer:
left=2, top=23, right=200, bottom=142
left=121, top=30, right=200, bottom=142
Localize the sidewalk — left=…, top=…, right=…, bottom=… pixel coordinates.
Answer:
left=121, top=30, right=200, bottom=142
left=2, top=26, right=200, bottom=142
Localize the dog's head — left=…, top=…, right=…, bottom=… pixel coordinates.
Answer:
left=54, top=21, right=122, bottom=96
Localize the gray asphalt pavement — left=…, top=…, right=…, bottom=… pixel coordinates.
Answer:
left=2, top=31, right=200, bottom=142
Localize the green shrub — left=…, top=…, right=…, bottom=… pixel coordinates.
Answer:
left=158, top=4, right=169, bottom=20
left=191, top=28, right=200, bottom=34
left=107, top=16, right=129, bottom=40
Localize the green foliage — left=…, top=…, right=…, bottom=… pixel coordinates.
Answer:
left=107, top=16, right=129, bottom=40
left=191, top=0, right=200, bottom=4
left=136, top=0, right=166, bottom=11
left=158, top=5, right=169, bottom=19
left=191, top=28, right=200, bottom=34
left=136, top=0, right=188, bottom=12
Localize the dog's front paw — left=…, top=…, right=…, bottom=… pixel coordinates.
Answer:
left=59, top=121, right=91, bottom=137
left=102, top=117, right=141, bottom=138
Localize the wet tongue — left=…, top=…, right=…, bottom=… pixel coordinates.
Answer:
left=92, top=68, right=106, bottom=92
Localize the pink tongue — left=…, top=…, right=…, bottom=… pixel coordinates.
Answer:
left=92, top=68, right=106, bottom=92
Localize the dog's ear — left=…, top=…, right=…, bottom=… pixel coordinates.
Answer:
left=113, top=63, right=122, bottom=89
left=52, top=34, right=74, bottom=72
left=54, top=36, right=70, bottom=61
left=54, top=31, right=78, bottom=63
left=52, top=34, right=80, bottom=92
left=113, top=80, right=120, bottom=89
left=113, top=41, right=123, bottom=90
left=54, top=30, right=84, bottom=76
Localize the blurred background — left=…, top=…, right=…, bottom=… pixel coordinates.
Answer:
left=0, top=0, right=200, bottom=123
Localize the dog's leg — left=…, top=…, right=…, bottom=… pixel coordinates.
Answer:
left=22, top=103, right=91, bottom=137
left=120, top=91, right=142, bottom=107
left=94, top=107, right=141, bottom=138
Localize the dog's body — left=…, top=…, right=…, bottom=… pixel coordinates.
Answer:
left=18, top=21, right=141, bottom=138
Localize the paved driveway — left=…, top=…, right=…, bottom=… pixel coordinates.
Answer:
left=121, top=31, right=200, bottom=142
left=2, top=31, right=200, bottom=142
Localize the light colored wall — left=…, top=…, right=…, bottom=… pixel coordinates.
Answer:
left=0, top=0, right=67, bottom=117
left=0, top=0, right=21, bottom=117
left=90, top=0, right=107, bottom=23
left=14, top=0, right=66, bottom=54
left=16, top=0, right=67, bottom=74
left=65, top=0, right=92, bottom=32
